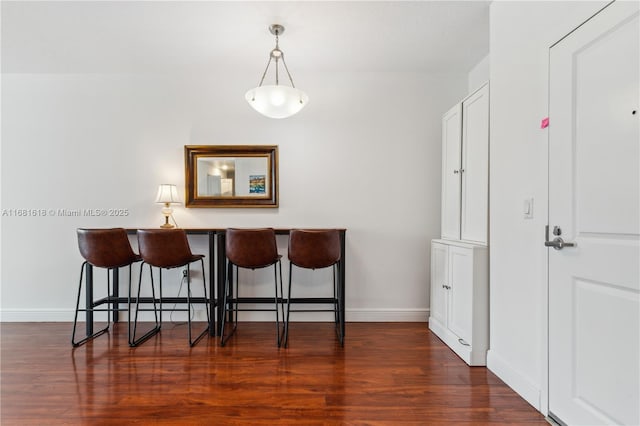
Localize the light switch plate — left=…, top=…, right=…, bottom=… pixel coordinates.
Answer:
left=523, top=197, right=534, bottom=219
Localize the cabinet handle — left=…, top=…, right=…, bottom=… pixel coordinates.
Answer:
left=460, top=168, right=465, bottom=173
left=442, top=285, right=451, bottom=290
left=453, top=170, right=459, bottom=174
left=458, top=338, right=470, bottom=346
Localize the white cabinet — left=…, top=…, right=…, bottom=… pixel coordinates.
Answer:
left=429, top=239, right=488, bottom=366
left=441, top=83, right=489, bottom=245
left=431, top=83, right=489, bottom=365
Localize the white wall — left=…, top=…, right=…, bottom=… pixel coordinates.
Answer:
left=0, top=70, right=468, bottom=322
left=468, top=54, right=489, bottom=93
left=488, top=0, right=608, bottom=413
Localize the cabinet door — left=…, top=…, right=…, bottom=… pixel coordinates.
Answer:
left=460, top=84, right=489, bottom=244
left=447, top=245, right=473, bottom=345
left=441, top=103, right=462, bottom=240
left=430, top=242, right=449, bottom=326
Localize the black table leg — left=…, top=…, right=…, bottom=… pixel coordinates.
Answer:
left=216, top=232, right=226, bottom=335
left=208, top=231, right=216, bottom=336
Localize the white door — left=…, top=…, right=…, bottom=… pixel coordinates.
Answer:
left=548, top=2, right=639, bottom=425
left=460, top=84, right=489, bottom=245
left=441, top=104, right=462, bottom=240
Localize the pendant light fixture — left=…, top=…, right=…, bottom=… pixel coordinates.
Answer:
left=245, top=24, right=308, bottom=119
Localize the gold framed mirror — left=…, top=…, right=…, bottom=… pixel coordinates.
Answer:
left=184, top=145, right=278, bottom=208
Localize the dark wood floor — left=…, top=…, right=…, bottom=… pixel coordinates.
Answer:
left=1, top=322, right=547, bottom=425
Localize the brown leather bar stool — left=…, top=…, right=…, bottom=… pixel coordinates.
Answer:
left=131, top=229, right=209, bottom=347
left=220, top=228, right=284, bottom=347
left=283, top=229, right=343, bottom=347
left=72, top=228, right=142, bottom=347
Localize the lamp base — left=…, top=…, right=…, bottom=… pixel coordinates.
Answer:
left=160, top=207, right=174, bottom=229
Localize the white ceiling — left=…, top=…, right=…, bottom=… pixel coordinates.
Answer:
left=1, top=1, right=490, bottom=75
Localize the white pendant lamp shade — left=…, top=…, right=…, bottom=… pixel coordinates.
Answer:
left=246, top=24, right=308, bottom=119
left=245, top=85, right=309, bottom=119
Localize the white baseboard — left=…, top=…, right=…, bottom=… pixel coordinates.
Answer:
left=346, top=308, right=429, bottom=322
left=1, top=309, right=74, bottom=322
left=1, top=308, right=429, bottom=323
left=487, top=349, right=542, bottom=411
left=0, top=309, right=211, bottom=323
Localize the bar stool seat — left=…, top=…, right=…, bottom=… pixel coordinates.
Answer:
left=283, top=229, right=343, bottom=347
left=72, top=228, right=142, bottom=347
left=131, top=229, right=209, bottom=347
left=220, top=228, right=284, bottom=347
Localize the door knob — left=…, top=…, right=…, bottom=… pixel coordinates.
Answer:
left=544, top=237, right=576, bottom=250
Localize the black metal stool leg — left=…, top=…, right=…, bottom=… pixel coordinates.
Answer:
left=202, top=258, right=210, bottom=327
left=186, top=262, right=209, bottom=347
left=232, top=265, right=240, bottom=337
left=127, top=264, right=133, bottom=345
left=72, top=262, right=109, bottom=347
left=187, top=259, right=209, bottom=347
left=187, top=264, right=192, bottom=345
left=274, top=261, right=282, bottom=348
left=220, top=264, right=228, bottom=346
left=130, top=263, right=160, bottom=347
left=220, top=262, right=237, bottom=346
left=158, top=268, right=163, bottom=326
left=278, top=260, right=285, bottom=343
left=283, top=262, right=294, bottom=348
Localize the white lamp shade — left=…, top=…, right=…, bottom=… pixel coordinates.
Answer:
left=245, top=85, right=309, bottom=119
left=155, top=184, right=181, bottom=204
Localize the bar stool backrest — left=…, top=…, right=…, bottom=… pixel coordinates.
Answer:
left=288, top=229, right=341, bottom=269
left=137, top=229, right=195, bottom=268
left=77, top=228, right=140, bottom=268
left=226, top=228, right=279, bottom=269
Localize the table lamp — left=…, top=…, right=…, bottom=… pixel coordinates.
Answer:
left=155, top=184, right=180, bottom=228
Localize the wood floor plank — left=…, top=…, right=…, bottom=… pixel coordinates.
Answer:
left=0, top=322, right=547, bottom=425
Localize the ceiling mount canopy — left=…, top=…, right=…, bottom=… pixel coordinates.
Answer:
left=245, top=24, right=308, bottom=119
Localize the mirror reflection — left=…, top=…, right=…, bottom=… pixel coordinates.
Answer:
left=196, top=157, right=270, bottom=197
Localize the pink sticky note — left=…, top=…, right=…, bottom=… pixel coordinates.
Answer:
left=541, top=117, right=549, bottom=129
